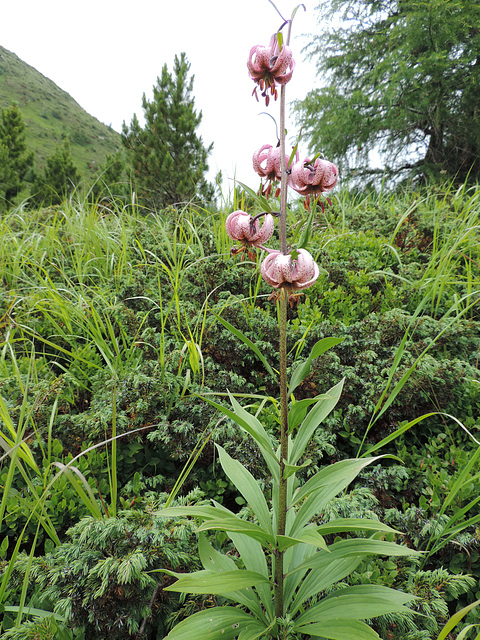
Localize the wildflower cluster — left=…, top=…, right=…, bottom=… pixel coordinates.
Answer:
left=226, top=29, right=339, bottom=303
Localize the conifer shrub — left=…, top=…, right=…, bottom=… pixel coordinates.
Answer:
left=10, top=500, right=201, bottom=639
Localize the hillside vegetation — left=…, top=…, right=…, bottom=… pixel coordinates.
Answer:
left=0, top=183, right=479, bottom=638
left=0, top=46, right=120, bottom=181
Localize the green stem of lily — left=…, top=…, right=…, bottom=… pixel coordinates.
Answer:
left=274, top=80, right=289, bottom=622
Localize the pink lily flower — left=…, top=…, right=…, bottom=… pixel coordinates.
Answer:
left=252, top=144, right=297, bottom=182
left=260, top=248, right=319, bottom=293
left=247, top=34, right=295, bottom=105
left=225, top=210, right=275, bottom=256
left=290, top=157, right=339, bottom=196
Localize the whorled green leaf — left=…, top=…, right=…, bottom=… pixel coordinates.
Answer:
left=163, top=569, right=270, bottom=594
left=164, top=606, right=266, bottom=640
left=196, top=516, right=275, bottom=547
left=277, top=527, right=328, bottom=552
left=288, top=458, right=386, bottom=536
left=216, top=445, right=272, bottom=534
left=283, top=458, right=311, bottom=479
left=238, top=619, right=276, bottom=640
left=289, top=338, right=344, bottom=395
left=292, top=458, right=385, bottom=508
left=288, top=556, right=362, bottom=616
left=228, top=531, right=273, bottom=619
left=212, top=312, right=277, bottom=379
left=291, top=538, right=419, bottom=578
left=315, top=518, right=400, bottom=536
left=289, top=379, right=345, bottom=465
left=198, top=393, right=279, bottom=482
left=197, top=535, right=267, bottom=622
left=198, top=533, right=236, bottom=572
left=286, top=539, right=414, bottom=615
left=294, top=619, right=381, bottom=640
left=288, top=396, right=325, bottom=433
left=295, top=586, right=415, bottom=626
left=157, top=504, right=275, bottom=546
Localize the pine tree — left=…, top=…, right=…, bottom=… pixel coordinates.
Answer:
left=295, top=0, right=480, bottom=182
left=0, top=103, right=34, bottom=205
left=122, top=52, right=214, bottom=210
left=89, top=150, right=130, bottom=202
left=31, top=139, right=80, bottom=206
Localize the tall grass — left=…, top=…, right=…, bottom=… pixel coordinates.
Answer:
left=1, top=183, right=479, bottom=635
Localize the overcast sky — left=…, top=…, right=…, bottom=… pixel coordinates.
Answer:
left=1, top=0, right=321, bottom=190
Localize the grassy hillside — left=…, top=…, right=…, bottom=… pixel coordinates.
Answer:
left=0, top=45, right=121, bottom=181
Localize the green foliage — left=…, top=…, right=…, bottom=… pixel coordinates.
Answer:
left=7, top=499, right=200, bottom=639
left=1, top=614, right=69, bottom=640
left=0, top=182, right=478, bottom=637
left=0, top=45, right=120, bottom=188
left=30, top=140, right=80, bottom=206
left=0, top=103, right=34, bottom=206
left=122, top=52, right=214, bottom=209
left=88, top=150, right=131, bottom=203
left=296, top=0, right=480, bottom=182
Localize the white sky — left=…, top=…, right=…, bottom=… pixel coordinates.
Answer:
left=1, top=0, right=321, bottom=191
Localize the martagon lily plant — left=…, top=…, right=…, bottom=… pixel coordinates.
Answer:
left=157, top=4, right=419, bottom=639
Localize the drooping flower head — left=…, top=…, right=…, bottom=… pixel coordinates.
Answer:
left=247, top=34, right=295, bottom=105
left=252, top=144, right=298, bottom=197
left=225, top=210, right=275, bottom=258
left=261, top=248, right=319, bottom=302
left=290, top=157, right=339, bottom=196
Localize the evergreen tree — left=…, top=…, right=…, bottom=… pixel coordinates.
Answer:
left=89, top=150, right=131, bottom=202
left=122, top=52, right=214, bottom=209
left=0, top=103, right=34, bottom=205
left=31, top=139, right=80, bottom=206
left=295, top=0, right=480, bottom=182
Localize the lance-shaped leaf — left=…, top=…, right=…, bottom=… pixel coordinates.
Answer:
left=293, top=619, right=380, bottom=640
left=277, top=527, right=328, bottom=552
left=164, top=569, right=270, bottom=594
left=288, top=395, right=327, bottom=433
left=159, top=502, right=275, bottom=546
left=212, top=313, right=277, bottom=379
left=291, top=538, right=419, bottom=579
left=289, top=557, right=362, bottom=615
left=315, top=518, right=400, bottom=536
left=288, top=457, right=385, bottom=536
left=216, top=445, right=272, bottom=534
left=289, top=338, right=344, bottom=395
left=238, top=620, right=276, bottom=640
left=196, top=515, right=275, bottom=547
left=199, top=393, right=279, bottom=482
left=197, top=534, right=267, bottom=623
left=164, top=606, right=267, bottom=640
left=289, top=379, right=344, bottom=465
left=295, top=585, right=415, bottom=627
left=157, top=504, right=236, bottom=522
left=283, top=458, right=311, bottom=479
left=228, top=531, right=273, bottom=619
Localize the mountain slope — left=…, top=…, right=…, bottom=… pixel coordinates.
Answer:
left=0, top=45, right=121, bottom=181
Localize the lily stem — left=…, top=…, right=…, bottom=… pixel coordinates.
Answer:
left=274, top=80, right=289, bottom=623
